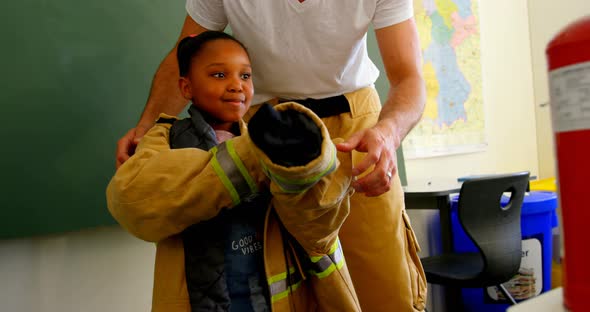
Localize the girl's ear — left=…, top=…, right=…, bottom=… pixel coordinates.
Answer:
left=179, top=77, right=193, bottom=100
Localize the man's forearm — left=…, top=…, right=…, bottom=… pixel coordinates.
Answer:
left=137, top=49, right=189, bottom=129
left=377, top=74, right=426, bottom=149
left=137, top=15, right=211, bottom=129
left=374, top=19, right=426, bottom=150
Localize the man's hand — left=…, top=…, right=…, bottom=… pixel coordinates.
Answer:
left=115, top=125, right=151, bottom=168
left=336, top=122, right=398, bottom=197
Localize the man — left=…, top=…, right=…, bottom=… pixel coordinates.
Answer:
left=116, top=1, right=426, bottom=311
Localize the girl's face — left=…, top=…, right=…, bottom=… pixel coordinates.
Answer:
left=180, top=39, right=253, bottom=131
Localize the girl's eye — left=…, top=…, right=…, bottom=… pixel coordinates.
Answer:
left=212, top=73, right=225, bottom=78
left=241, top=73, right=251, bottom=80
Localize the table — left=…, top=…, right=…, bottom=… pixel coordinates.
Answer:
left=403, top=180, right=462, bottom=253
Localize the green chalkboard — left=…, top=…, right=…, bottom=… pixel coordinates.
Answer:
left=0, top=1, right=186, bottom=238
left=0, top=4, right=407, bottom=239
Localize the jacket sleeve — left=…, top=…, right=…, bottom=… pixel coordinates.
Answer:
left=106, top=116, right=267, bottom=242
left=248, top=103, right=354, bottom=256
left=249, top=103, right=360, bottom=311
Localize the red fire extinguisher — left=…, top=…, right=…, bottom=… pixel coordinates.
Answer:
left=546, top=16, right=590, bottom=311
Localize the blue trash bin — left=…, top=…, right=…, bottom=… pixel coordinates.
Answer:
left=450, top=191, right=558, bottom=311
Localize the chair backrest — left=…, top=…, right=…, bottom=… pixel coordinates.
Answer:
left=458, top=172, right=530, bottom=285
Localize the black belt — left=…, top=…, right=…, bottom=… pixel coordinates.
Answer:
left=279, top=94, right=350, bottom=118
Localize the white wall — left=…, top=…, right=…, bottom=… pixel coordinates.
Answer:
left=0, top=227, right=154, bottom=312
left=527, top=0, right=590, bottom=179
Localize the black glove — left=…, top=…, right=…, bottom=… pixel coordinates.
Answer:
left=248, top=103, right=322, bottom=167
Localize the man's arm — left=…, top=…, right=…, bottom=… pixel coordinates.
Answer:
left=337, top=18, right=425, bottom=196
left=115, top=15, right=209, bottom=168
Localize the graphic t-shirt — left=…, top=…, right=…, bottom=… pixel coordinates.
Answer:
left=224, top=194, right=270, bottom=312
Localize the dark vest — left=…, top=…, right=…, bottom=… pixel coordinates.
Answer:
left=166, top=106, right=270, bottom=311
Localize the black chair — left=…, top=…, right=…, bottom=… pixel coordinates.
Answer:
left=421, top=172, right=530, bottom=308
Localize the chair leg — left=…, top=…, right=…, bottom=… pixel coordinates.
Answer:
left=445, top=286, right=465, bottom=312
left=497, top=283, right=517, bottom=305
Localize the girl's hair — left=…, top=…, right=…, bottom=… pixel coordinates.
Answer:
left=177, top=31, right=249, bottom=77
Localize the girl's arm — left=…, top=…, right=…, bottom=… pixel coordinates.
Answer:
left=107, top=116, right=267, bottom=242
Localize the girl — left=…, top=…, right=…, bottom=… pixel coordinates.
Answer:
left=107, top=31, right=360, bottom=312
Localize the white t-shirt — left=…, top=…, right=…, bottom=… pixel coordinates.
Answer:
left=186, top=0, right=413, bottom=104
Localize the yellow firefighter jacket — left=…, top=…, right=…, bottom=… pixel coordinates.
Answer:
left=106, top=103, right=361, bottom=311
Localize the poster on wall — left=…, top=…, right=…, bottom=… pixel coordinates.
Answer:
left=403, top=0, right=487, bottom=159
left=485, top=238, right=543, bottom=301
